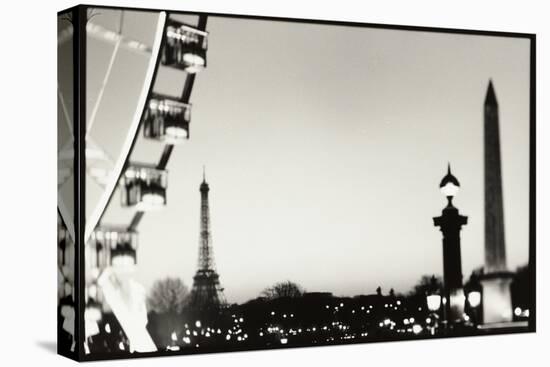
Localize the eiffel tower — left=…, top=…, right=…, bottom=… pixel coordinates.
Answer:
left=189, top=168, right=226, bottom=312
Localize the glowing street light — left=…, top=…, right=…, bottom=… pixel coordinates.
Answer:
left=426, top=276, right=442, bottom=312
left=440, top=163, right=460, bottom=200
left=426, top=275, right=442, bottom=335
left=427, top=294, right=442, bottom=313
left=467, top=291, right=481, bottom=308
left=466, top=288, right=482, bottom=326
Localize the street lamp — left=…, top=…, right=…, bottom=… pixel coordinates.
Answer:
left=467, top=291, right=481, bottom=308
left=439, top=163, right=461, bottom=203
left=433, top=164, right=468, bottom=326
left=163, top=20, right=208, bottom=74
left=426, top=275, right=441, bottom=335
left=144, top=94, right=191, bottom=144
left=427, top=293, right=442, bottom=313
left=464, top=271, right=482, bottom=327
left=466, top=289, right=481, bottom=326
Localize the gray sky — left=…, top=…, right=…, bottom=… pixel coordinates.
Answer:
left=87, top=9, right=531, bottom=303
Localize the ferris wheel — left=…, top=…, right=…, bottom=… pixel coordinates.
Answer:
left=57, top=7, right=209, bottom=352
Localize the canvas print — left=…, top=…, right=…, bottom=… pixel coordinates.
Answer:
left=57, top=11, right=77, bottom=357
left=57, top=5, right=535, bottom=361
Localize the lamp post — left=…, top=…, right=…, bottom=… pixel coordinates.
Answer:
left=467, top=290, right=481, bottom=326
left=433, top=164, right=468, bottom=327
left=426, top=275, right=442, bottom=335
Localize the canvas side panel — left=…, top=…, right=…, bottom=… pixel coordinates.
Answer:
left=57, top=9, right=78, bottom=360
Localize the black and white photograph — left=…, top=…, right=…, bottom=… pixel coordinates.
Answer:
left=56, top=4, right=535, bottom=361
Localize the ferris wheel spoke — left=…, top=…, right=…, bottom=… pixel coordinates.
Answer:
left=87, top=11, right=126, bottom=137
left=128, top=211, right=145, bottom=231
left=87, top=136, right=115, bottom=165
left=85, top=11, right=168, bottom=243
left=86, top=38, right=122, bottom=137
left=57, top=84, right=73, bottom=135
left=87, top=22, right=153, bottom=56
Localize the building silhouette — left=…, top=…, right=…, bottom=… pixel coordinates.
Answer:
left=189, top=169, right=226, bottom=312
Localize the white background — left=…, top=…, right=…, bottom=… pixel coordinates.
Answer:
left=0, top=0, right=547, bottom=365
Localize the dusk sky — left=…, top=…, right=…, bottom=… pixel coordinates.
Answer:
left=82, top=8, right=531, bottom=304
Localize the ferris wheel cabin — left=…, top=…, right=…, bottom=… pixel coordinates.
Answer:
left=144, top=94, right=191, bottom=143
left=162, top=20, right=208, bottom=74
left=120, top=164, right=168, bottom=210
left=91, top=227, right=139, bottom=269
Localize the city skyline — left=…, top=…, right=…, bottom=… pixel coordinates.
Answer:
left=90, top=11, right=531, bottom=304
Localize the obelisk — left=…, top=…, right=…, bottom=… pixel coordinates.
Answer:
left=480, top=80, right=513, bottom=325
left=484, top=80, right=507, bottom=272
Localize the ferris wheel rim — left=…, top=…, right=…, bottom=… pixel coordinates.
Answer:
left=84, top=11, right=168, bottom=244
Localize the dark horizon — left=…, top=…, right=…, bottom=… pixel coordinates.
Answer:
left=146, top=260, right=530, bottom=306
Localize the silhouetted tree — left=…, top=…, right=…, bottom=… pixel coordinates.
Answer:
left=262, top=281, right=304, bottom=299
left=147, top=277, right=189, bottom=314
left=464, top=267, right=483, bottom=293
left=409, top=275, right=443, bottom=297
